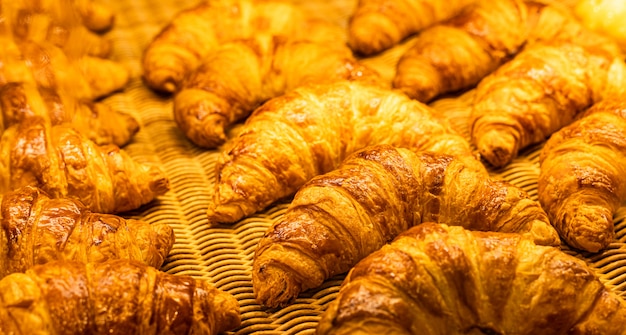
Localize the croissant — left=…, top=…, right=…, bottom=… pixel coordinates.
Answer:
left=317, top=223, right=626, bottom=335
left=0, top=39, right=129, bottom=100
left=253, top=144, right=559, bottom=308
left=572, top=0, right=626, bottom=51
left=0, top=116, right=169, bottom=214
left=347, top=0, right=476, bottom=56
left=393, top=0, right=623, bottom=103
left=74, top=0, right=115, bottom=32
left=470, top=42, right=623, bottom=168
left=393, top=0, right=528, bottom=102
left=142, top=0, right=346, bottom=93
left=538, top=99, right=626, bottom=252
left=0, top=81, right=139, bottom=146
left=4, top=0, right=113, bottom=58
left=0, top=259, right=241, bottom=334
left=174, top=37, right=382, bottom=148
left=207, top=81, right=476, bottom=225
left=0, top=185, right=174, bottom=278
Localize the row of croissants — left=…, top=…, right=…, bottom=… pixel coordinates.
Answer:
left=0, top=0, right=241, bottom=334
left=1, top=0, right=626, bottom=334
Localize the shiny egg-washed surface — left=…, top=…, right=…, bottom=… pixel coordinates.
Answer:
left=101, top=0, right=626, bottom=334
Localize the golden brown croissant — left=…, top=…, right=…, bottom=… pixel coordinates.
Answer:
left=317, top=223, right=626, bottom=335
left=174, top=37, right=382, bottom=148
left=0, top=116, right=169, bottom=214
left=0, top=185, right=174, bottom=278
left=393, top=0, right=529, bottom=102
left=0, top=38, right=129, bottom=100
left=3, top=0, right=113, bottom=58
left=525, top=1, right=624, bottom=58
left=207, top=81, right=476, bottom=225
left=0, top=81, right=139, bottom=146
left=538, top=99, right=626, bottom=252
left=142, top=0, right=346, bottom=93
left=73, top=0, right=115, bottom=32
left=347, top=0, right=477, bottom=56
left=470, top=42, right=624, bottom=168
left=393, top=0, right=623, bottom=103
left=253, top=144, right=559, bottom=308
left=0, top=259, right=241, bottom=334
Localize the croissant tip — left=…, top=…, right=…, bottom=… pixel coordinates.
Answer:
left=564, top=210, right=615, bottom=253
left=206, top=203, right=243, bottom=226
left=527, top=219, right=562, bottom=247
left=252, top=263, right=301, bottom=308
left=149, top=168, right=170, bottom=195
left=475, top=130, right=517, bottom=168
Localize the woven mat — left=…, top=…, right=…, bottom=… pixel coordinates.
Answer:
left=100, top=0, right=626, bottom=334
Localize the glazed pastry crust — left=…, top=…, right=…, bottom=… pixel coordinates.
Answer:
left=174, top=37, right=382, bottom=148
left=317, top=223, right=626, bottom=335
left=208, top=81, right=475, bottom=225
left=0, top=260, right=241, bottom=335
left=252, top=145, right=558, bottom=308
left=538, top=99, right=626, bottom=252
left=0, top=116, right=169, bottom=214
left=0, top=185, right=175, bottom=277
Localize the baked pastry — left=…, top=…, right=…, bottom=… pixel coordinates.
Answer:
left=317, top=223, right=626, bottom=335
left=0, top=259, right=241, bottom=334
left=538, top=98, right=626, bottom=252
left=525, top=1, right=623, bottom=58
left=0, top=116, right=169, bottom=214
left=393, top=0, right=528, bottom=102
left=393, top=0, right=622, bottom=103
left=0, top=39, right=129, bottom=100
left=0, top=185, right=175, bottom=277
left=174, top=37, right=382, bottom=148
left=470, top=42, right=624, bottom=168
left=347, top=0, right=477, bottom=56
left=74, top=0, right=115, bottom=32
left=0, top=81, right=139, bottom=146
left=4, top=0, right=113, bottom=58
left=253, top=144, right=559, bottom=308
left=573, top=0, right=626, bottom=51
left=142, top=0, right=345, bottom=93
left=207, top=81, right=476, bottom=225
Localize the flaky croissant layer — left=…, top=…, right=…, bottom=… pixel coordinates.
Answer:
left=252, top=145, right=558, bottom=308
left=317, top=223, right=626, bottom=335
left=0, top=260, right=241, bottom=334
left=0, top=185, right=175, bottom=278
